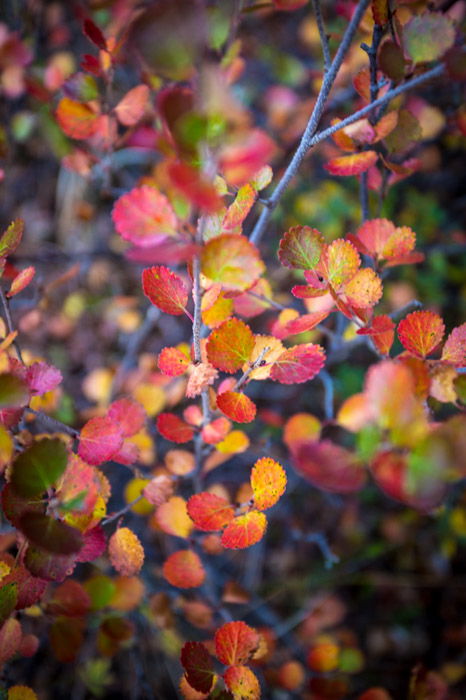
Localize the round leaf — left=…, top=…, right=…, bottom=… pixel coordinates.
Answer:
left=250, top=457, right=287, bottom=511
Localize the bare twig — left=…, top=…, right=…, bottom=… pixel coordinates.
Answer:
left=311, top=0, right=331, bottom=72
left=27, top=408, right=80, bottom=438
left=101, top=494, right=144, bottom=525
left=0, top=286, right=23, bottom=362
left=234, top=345, right=270, bottom=393
left=250, top=0, right=371, bottom=245
left=319, top=370, right=334, bottom=421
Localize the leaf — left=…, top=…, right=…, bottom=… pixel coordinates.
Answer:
left=158, top=346, right=191, bottom=376
left=47, top=580, right=91, bottom=617
left=0, top=618, right=22, bottom=666
left=397, top=310, right=445, bottom=358
left=379, top=40, right=406, bottom=82
left=357, top=315, right=395, bottom=355
left=324, top=151, right=378, bottom=176
left=75, top=526, right=107, bottom=563
left=167, top=161, right=223, bottom=214
left=108, top=398, right=146, bottom=437
left=272, top=311, right=331, bottom=340
left=344, top=268, right=383, bottom=308
left=270, top=344, right=325, bottom=384
left=155, top=496, right=194, bottom=538
left=78, top=416, right=123, bottom=465
left=186, top=362, right=219, bottom=398
left=0, top=373, right=29, bottom=408
left=7, top=266, right=35, bottom=297
left=156, top=413, right=195, bottom=443
left=321, top=239, right=360, bottom=290
left=50, top=616, right=84, bottom=662
left=187, top=492, right=235, bottom=531
left=223, top=665, right=261, bottom=700
left=142, top=265, right=189, bottom=316
left=371, top=0, right=389, bottom=26
left=24, top=546, right=77, bottom=582
left=83, top=18, right=107, bottom=50
left=250, top=457, right=287, bottom=511
left=403, top=12, right=455, bottom=64
left=207, top=318, right=255, bottom=373
left=217, top=391, right=256, bottom=423
left=55, top=98, right=100, bottom=139
left=222, top=184, right=257, bottom=233
left=201, top=234, right=265, bottom=292
left=0, top=219, right=23, bottom=258
left=214, top=621, right=260, bottom=666
left=219, top=128, right=276, bottom=186
left=19, top=512, right=84, bottom=554
left=0, top=582, right=17, bottom=627
left=7, top=686, right=39, bottom=700
left=384, top=110, right=421, bottom=154
left=181, top=642, right=215, bottom=694
left=293, top=440, right=367, bottom=493
left=108, top=527, right=144, bottom=576
left=26, top=362, right=62, bottom=396
left=278, top=226, right=325, bottom=270
left=115, top=84, right=150, bottom=126
left=112, top=186, right=177, bottom=247
left=354, top=218, right=417, bottom=263
left=221, top=511, right=267, bottom=549
left=10, top=437, right=68, bottom=498
left=1, top=565, right=48, bottom=609
left=162, top=549, right=206, bottom=588
left=283, top=413, right=321, bottom=453
left=441, top=323, right=466, bottom=367
left=244, top=334, right=285, bottom=381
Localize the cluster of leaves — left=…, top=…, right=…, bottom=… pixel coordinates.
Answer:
left=0, top=0, right=465, bottom=698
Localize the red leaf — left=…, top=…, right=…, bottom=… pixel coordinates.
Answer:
left=108, top=399, right=146, bottom=437
left=217, top=391, right=256, bottom=423
left=167, top=161, right=223, bottom=213
left=142, top=266, right=189, bottom=316
left=78, top=416, right=123, bottom=465
left=181, top=642, right=215, bottom=694
left=272, top=311, right=331, bottom=340
left=357, top=315, right=395, bottom=355
left=26, top=362, right=62, bottom=395
left=293, top=440, right=366, bottom=493
left=115, top=85, right=150, bottom=126
left=270, top=344, right=325, bottom=384
left=221, top=511, right=267, bottom=549
left=441, top=323, right=466, bottom=367
left=156, top=413, right=195, bottom=443
left=278, top=226, right=324, bottom=270
left=76, top=526, right=106, bottom=563
left=162, top=549, right=206, bottom=588
left=206, top=318, right=255, bottom=373
left=158, top=346, right=190, bottom=376
left=397, top=311, right=445, bottom=358
left=220, top=129, right=276, bottom=186
left=201, top=416, right=231, bottom=444
left=224, top=665, right=261, bottom=700
left=47, top=580, right=91, bottom=617
left=7, top=266, right=35, bottom=298
left=250, top=457, right=287, bottom=511
left=214, top=621, right=260, bottom=666
left=324, top=151, right=378, bottom=176
left=187, top=492, right=235, bottom=531
left=112, top=186, right=177, bottom=247
left=83, top=18, right=107, bottom=50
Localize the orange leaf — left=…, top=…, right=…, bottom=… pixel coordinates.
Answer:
left=114, top=84, right=150, bottom=126
left=344, top=268, right=382, bottom=308
left=324, top=151, right=378, bottom=176
left=214, top=621, right=260, bottom=665
left=206, top=318, right=254, bottom=373
left=187, top=492, right=235, bottom=531
left=56, top=97, right=100, bottom=139
left=163, top=549, right=205, bottom=588
left=142, top=266, right=189, bottom=316
left=168, top=161, right=223, bottom=213
left=220, top=129, right=276, bottom=186
left=201, top=417, right=231, bottom=445
left=112, top=185, right=177, bottom=247
left=270, top=344, right=325, bottom=384
left=158, top=346, right=190, bottom=377
left=320, top=239, right=360, bottom=290
left=250, top=457, right=286, bottom=510
left=357, top=315, right=395, bottom=355
left=223, top=665, right=260, bottom=699
left=330, top=118, right=356, bottom=152
left=441, top=323, right=466, bottom=367
left=397, top=311, right=445, bottom=358
left=283, top=413, right=321, bottom=452
left=7, top=267, right=35, bottom=298
left=201, top=235, right=264, bottom=292
left=223, top=184, right=257, bottom=233
left=221, top=511, right=267, bottom=549
left=217, top=391, right=256, bottom=423
left=156, top=496, right=193, bottom=538
left=108, top=527, right=144, bottom=576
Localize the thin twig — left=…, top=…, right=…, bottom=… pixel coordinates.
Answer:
left=27, top=408, right=80, bottom=438
left=0, top=286, right=23, bottom=362
left=311, top=0, right=331, bottom=72
left=250, top=0, right=371, bottom=245
left=101, top=494, right=144, bottom=525
left=319, top=370, right=334, bottom=421
left=234, top=345, right=270, bottom=393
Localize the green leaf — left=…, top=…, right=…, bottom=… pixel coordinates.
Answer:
left=10, top=438, right=68, bottom=498
left=0, top=373, right=29, bottom=408
left=0, top=582, right=18, bottom=626
left=0, top=219, right=23, bottom=258
left=403, top=12, right=455, bottom=64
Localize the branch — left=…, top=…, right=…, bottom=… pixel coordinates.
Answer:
left=250, top=0, right=371, bottom=245
left=311, top=0, right=331, bottom=72
left=0, top=286, right=23, bottom=362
